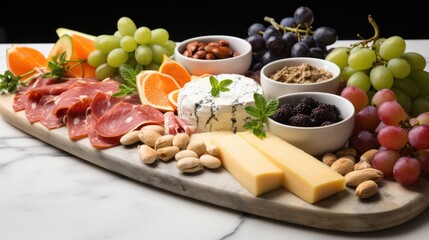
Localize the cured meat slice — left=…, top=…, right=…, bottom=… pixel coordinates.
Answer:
left=164, top=112, right=198, bottom=135
left=66, top=98, right=92, bottom=140
left=86, top=115, right=121, bottom=149
left=25, top=94, right=55, bottom=123
left=39, top=96, right=65, bottom=130
left=91, top=92, right=141, bottom=121
left=52, top=80, right=120, bottom=118
left=13, top=77, right=58, bottom=112
left=94, top=102, right=164, bottom=138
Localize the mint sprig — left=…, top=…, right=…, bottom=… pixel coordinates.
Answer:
left=244, top=92, right=279, bottom=139
left=113, top=63, right=143, bottom=97
left=210, top=75, right=233, bottom=97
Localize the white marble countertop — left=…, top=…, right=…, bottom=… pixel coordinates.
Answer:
left=1, top=41, right=429, bottom=240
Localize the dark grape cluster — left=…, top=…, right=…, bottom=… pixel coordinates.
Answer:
left=246, top=6, right=338, bottom=72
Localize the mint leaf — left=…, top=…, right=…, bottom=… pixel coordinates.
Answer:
left=113, top=63, right=142, bottom=97
left=210, top=76, right=233, bottom=97
left=244, top=92, right=279, bottom=139
left=219, top=79, right=233, bottom=92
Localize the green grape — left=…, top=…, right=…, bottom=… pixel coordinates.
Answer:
left=164, top=40, right=176, bottom=56
left=392, top=78, right=420, bottom=99
left=150, top=28, right=169, bottom=45
left=325, top=47, right=349, bottom=69
left=340, top=65, right=358, bottom=81
left=402, top=52, right=427, bottom=70
left=379, top=36, right=406, bottom=60
left=370, top=65, right=394, bottom=90
left=107, top=48, right=129, bottom=68
left=114, top=31, right=122, bottom=38
left=349, top=46, right=362, bottom=55
left=96, top=63, right=117, bottom=79
left=144, top=62, right=161, bottom=70
left=348, top=48, right=376, bottom=71
left=117, top=16, right=137, bottom=37
left=94, top=34, right=109, bottom=47
left=387, top=58, right=411, bottom=79
left=135, top=45, right=153, bottom=65
left=134, top=26, right=152, bottom=45
left=120, top=36, right=138, bottom=52
left=347, top=71, right=371, bottom=92
left=391, top=88, right=412, bottom=113
left=374, top=38, right=386, bottom=53
left=410, top=97, right=429, bottom=117
left=87, top=49, right=107, bottom=67
left=96, top=35, right=121, bottom=54
left=408, top=70, right=429, bottom=96
left=150, top=44, right=170, bottom=63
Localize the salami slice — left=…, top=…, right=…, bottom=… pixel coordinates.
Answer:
left=66, top=98, right=92, bottom=140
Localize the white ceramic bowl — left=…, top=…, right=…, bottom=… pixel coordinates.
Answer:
left=260, top=57, right=341, bottom=100
left=174, top=35, right=252, bottom=76
left=267, top=92, right=355, bottom=156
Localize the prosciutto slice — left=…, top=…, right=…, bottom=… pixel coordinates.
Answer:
left=66, top=98, right=92, bottom=140
left=164, top=112, right=198, bottom=135
left=94, top=102, right=164, bottom=138
left=13, top=77, right=58, bottom=111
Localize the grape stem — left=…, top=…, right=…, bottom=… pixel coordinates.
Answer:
left=264, top=16, right=314, bottom=38
left=352, top=15, right=380, bottom=47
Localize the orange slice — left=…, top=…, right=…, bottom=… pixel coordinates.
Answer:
left=159, top=54, right=191, bottom=87
left=6, top=45, right=48, bottom=80
left=167, top=89, right=180, bottom=111
left=136, top=70, right=181, bottom=112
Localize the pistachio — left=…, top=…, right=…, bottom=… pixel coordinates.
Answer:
left=155, top=134, right=174, bottom=150
left=330, top=157, right=355, bottom=176
left=120, top=130, right=141, bottom=145
left=335, top=147, right=357, bottom=158
left=200, top=154, right=222, bottom=169
left=177, top=157, right=203, bottom=173
left=175, top=150, right=198, bottom=161
left=140, top=125, right=165, bottom=135
left=344, top=168, right=384, bottom=187
left=322, top=152, right=337, bottom=166
left=187, top=141, right=206, bottom=157
left=205, top=144, right=219, bottom=157
left=138, top=129, right=162, bottom=148
left=138, top=145, right=158, bottom=164
left=157, top=146, right=180, bottom=161
left=354, top=159, right=373, bottom=171
left=172, top=133, right=190, bottom=149
left=360, top=149, right=378, bottom=164
left=355, top=180, right=379, bottom=199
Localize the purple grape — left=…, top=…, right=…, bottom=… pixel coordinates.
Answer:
left=266, top=35, right=285, bottom=55
left=314, top=26, right=338, bottom=46
left=247, top=23, right=265, bottom=37
left=280, top=17, right=297, bottom=28
left=310, top=47, right=324, bottom=59
left=301, top=35, right=316, bottom=48
left=294, top=6, right=314, bottom=26
left=261, top=51, right=279, bottom=65
left=291, top=42, right=310, bottom=57
left=262, top=26, right=281, bottom=42
left=282, top=32, right=298, bottom=49
left=348, top=130, right=380, bottom=156
left=247, top=34, right=266, bottom=52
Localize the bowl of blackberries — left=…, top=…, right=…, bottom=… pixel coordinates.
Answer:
left=267, top=92, right=355, bottom=156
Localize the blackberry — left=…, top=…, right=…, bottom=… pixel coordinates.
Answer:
left=289, top=113, right=311, bottom=127
left=310, top=107, right=337, bottom=125
left=271, top=103, right=294, bottom=124
left=293, top=98, right=316, bottom=115
left=318, top=103, right=340, bottom=119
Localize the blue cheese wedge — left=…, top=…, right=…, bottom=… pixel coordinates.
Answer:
left=177, top=74, right=263, bottom=133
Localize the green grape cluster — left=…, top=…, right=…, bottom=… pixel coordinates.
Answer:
left=326, top=33, right=429, bottom=117
left=87, top=16, right=176, bottom=80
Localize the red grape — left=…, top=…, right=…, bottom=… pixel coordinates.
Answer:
left=416, top=112, right=429, bottom=125
left=372, top=149, right=401, bottom=177
left=353, top=105, right=381, bottom=133
left=408, top=125, right=429, bottom=150
left=348, top=130, right=380, bottom=156
left=371, top=88, right=397, bottom=108
left=415, top=150, right=429, bottom=177
left=377, top=125, right=408, bottom=150
left=377, top=100, right=408, bottom=126
left=393, top=156, right=421, bottom=186
left=340, top=86, right=368, bottom=113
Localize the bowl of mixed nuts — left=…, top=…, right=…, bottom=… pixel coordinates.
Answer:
left=174, top=35, right=252, bottom=76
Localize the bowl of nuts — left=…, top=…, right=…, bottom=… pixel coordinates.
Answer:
left=267, top=92, right=355, bottom=156
left=260, top=57, right=341, bottom=100
left=174, top=35, right=252, bottom=76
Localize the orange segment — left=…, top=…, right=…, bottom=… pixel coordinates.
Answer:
left=167, top=89, right=180, bottom=111
left=6, top=45, right=48, bottom=80
left=136, top=70, right=181, bottom=112
left=159, top=54, right=191, bottom=87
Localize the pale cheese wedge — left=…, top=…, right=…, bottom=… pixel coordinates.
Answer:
left=197, top=131, right=283, bottom=196
left=237, top=131, right=346, bottom=204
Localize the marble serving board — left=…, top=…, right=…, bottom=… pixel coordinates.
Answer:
left=1, top=93, right=429, bottom=232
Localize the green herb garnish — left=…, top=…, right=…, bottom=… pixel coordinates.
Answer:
left=113, top=63, right=143, bottom=97
left=243, top=92, right=279, bottom=139
left=42, top=52, right=85, bottom=81
left=210, top=75, right=233, bottom=97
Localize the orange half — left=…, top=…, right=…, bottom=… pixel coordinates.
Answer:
left=159, top=54, right=191, bottom=87
left=6, top=45, right=48, bottom=79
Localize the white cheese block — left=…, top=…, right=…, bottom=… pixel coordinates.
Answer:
left=177, top=74, right=262, bottom=133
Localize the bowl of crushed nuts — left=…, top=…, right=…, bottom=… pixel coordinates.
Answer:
left=267, top=91, right=355, bottom=156
left=174, top=35, right=252, bottom=76
left=260, top=57, right=341, bottom=100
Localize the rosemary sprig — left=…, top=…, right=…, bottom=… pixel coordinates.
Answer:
left=42, top=52, right=85, bottom=80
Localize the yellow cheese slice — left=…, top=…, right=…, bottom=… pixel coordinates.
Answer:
left=206, top=131, right=284, bottom=196
left=238, top=131, right=346, bottom=204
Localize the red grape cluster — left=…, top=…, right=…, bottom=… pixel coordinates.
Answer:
left=341, top=86, right=429, bottom=186
left=245, top=6, right=338, bottom=72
